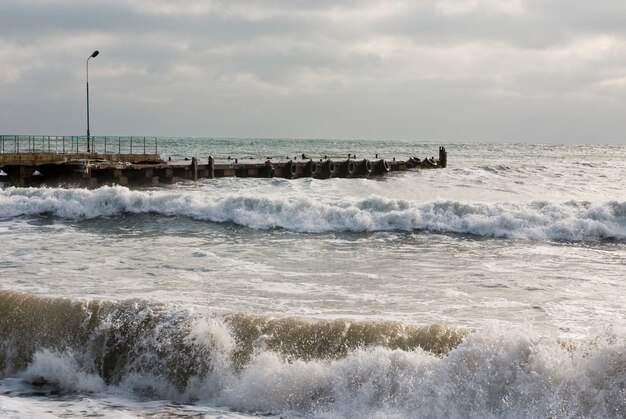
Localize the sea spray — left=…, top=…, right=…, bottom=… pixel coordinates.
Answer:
left=219, top=325, right=626, bottom=418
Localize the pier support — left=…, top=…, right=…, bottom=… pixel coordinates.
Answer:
left=359, top=159, right=373, bottom=175
left=284, top=160, right=297, bottom=179
left=372, top=159, right=390, bottom=175
left=305, top=160, right=317, bottom=177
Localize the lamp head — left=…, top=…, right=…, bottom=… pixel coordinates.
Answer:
left=90, top=50, right=99, bottom=58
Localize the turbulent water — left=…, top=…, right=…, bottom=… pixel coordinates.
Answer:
left=1, top=139, right=625, bottom=418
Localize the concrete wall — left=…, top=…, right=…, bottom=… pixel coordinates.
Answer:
left=0, top=153, right=162, bottom=165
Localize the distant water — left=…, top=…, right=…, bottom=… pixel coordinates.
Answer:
left=1, top=139, right=625, bottom=418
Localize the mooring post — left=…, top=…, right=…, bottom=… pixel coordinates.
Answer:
left=208, top=155, right=215, bottom=179
left=191, top=157, right=198, bottom=181
left=439, top=146, right=447, bottom=168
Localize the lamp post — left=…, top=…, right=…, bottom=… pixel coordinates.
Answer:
left=86, top=50, right=99, bottom=153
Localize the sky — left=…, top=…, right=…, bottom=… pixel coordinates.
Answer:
left=1, top=0, right=626, bottom=143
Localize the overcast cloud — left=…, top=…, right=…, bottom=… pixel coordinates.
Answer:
left=1, top=0, right=626, bottom=142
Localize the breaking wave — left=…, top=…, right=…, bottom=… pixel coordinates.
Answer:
left=1, top=290, right=625, bottom=418
left=1, top=186, right=626, bottom=241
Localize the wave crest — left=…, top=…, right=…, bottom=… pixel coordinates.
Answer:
left=0, top=291, right=463, bottom=391
left=1, top=186, right=626, bottom=240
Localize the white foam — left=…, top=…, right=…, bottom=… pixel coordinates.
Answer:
left=20, top=349, right=106, bottom=394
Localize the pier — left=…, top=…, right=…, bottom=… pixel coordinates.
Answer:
left=0, top=135, right=447, bottom=188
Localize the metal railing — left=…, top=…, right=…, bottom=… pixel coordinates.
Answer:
left=0, top=135, right=158, bottom=155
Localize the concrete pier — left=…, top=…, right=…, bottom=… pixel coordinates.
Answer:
left=0, top=147, right=447, bottom=188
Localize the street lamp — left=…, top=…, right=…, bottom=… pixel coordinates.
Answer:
left=86, top=50, right=99, bottom=153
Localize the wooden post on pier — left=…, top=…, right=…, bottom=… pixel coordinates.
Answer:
left=208, top=155, right=215, bottom=179
left=191, top=157, right=198, bottom=181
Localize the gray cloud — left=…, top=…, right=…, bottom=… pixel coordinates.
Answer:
left=1, top=0, right=626, bottom=142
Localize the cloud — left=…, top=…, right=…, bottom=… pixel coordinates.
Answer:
left=435, top=0, right=525, bottom=16
left=1, top=0, right=626, bottom=141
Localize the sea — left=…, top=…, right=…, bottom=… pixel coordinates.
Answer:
left=1, top=138, right=625, bottom=418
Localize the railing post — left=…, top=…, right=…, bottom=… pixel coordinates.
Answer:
left=104, top=136, right=107, bottom=154
left=118, top=136, right=121, bottom=155
left=16, top=135, right=18, bottom=153
left=143, top=136, right=146, bottom=155
left=130, top=137, right=133, bottom=154
left=155, top=137, right=158, bottom=154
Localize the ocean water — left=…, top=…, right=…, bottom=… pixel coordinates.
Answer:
left=1, top=139, right=625, bottom=418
